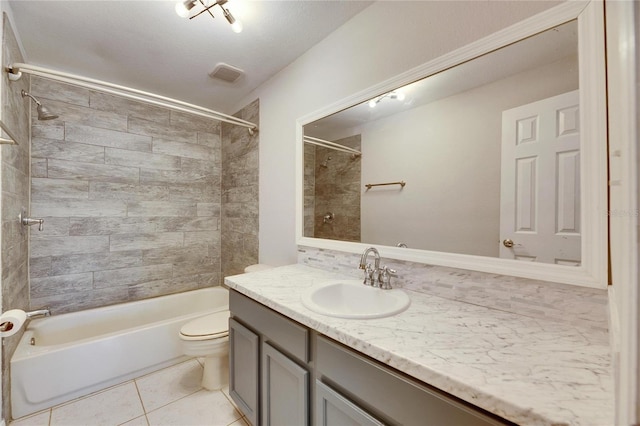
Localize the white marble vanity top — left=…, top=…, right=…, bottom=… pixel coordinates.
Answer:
left=225, top=264, right=614, bottom=426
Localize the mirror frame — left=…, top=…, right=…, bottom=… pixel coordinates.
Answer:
left=295, top=1, right=607, bottom=289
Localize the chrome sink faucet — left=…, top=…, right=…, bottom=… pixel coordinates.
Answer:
left=359, top=247, right=380, bottom=286
left=359, top=247, right=397, bottom=289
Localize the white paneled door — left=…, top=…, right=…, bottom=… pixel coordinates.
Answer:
left=499, top=90, right=581, bottom=265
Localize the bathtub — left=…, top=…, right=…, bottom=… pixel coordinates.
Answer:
left=11, top=287, right=229, bottom=419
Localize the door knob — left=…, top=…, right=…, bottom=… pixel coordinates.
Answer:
left=502, top=239, right=514, bottom=248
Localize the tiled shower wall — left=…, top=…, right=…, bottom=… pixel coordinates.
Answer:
left=1, top=13, right=30, bottom=420
left=221, top=100, right=259, bottom=277
left=28, top=77, right=225, bottom=314
left=303, top=135, right=361, bottom=241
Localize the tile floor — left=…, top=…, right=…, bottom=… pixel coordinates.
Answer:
left=9, top=358, right=250, bottom=426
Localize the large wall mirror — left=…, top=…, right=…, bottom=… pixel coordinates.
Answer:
left=296, top=1, right=607, bottom=288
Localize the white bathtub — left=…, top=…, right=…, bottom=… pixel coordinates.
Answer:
left=11, top=287, right=229, bottom=419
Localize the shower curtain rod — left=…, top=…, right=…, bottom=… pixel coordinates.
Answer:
left=7, top=63, right=258, bottom=134
left=303, top=135, right=362, bottom=156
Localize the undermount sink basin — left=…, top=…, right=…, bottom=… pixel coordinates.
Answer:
left=301, top=279, right=410, bottom=319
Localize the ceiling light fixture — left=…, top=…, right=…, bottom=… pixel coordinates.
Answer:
left=368, top=91, right=406, bottom=108
left=175, top=0, right=242, bottom=33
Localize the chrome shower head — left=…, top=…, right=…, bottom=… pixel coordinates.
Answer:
left=21, top=90, right=59, bottom=121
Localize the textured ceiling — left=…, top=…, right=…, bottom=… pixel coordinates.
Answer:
left=7, top=0, right=372, bottom=113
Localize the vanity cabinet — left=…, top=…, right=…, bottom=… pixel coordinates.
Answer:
left=229, top=289, right=509, bottom=426
left=229, top=290, right=310, bottom=426
left=315, top=380, right=384, bottom=426
left=315, top=335, right=509, bottom=426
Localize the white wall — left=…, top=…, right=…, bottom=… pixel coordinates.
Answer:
left=604, top=1, right=639, bottom=423
left=233, top=1, right=562, bottom=266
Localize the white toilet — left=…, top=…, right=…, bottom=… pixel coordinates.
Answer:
left=179, top=264, right=273, bottom=390
left=179, top=310, right=230, bottom=390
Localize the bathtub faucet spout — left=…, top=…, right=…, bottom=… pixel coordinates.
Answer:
left=26, top=308, right=50, bottom=319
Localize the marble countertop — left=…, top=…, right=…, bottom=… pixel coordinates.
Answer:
left=224, top=264, right=613, bottom=426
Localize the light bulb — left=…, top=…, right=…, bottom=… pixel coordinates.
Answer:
left=175, top=0, right=194, bottom=18
left=223, top=8, right=243, bottom=33
left=231, top=20, right=243, bottom=33
left=396, top=92, right=406, bottom=101
left=368, top=99, right=377, bottom=108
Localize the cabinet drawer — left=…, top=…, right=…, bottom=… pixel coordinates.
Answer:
left=316, top=335, right=510, bottom=426
left=230, top=290, right=309, bottom=362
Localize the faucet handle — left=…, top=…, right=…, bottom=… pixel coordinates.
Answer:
left=364, top=263, right=377, bottom=286
left=379, top=266, right=397, bottom=289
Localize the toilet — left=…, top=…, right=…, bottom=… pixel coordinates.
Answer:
left=179, top=264, right=273, bottom=390
left=179, top=310, right=230, bottom=390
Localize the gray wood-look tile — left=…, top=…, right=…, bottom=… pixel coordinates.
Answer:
left=128, top=116, right=198, bottom=143
left=49, top=250, right=143, bottom=275
left=30, top=272, right=94, bottom=298
left=196, top=203, right=220, bottom=217
left=32, top=200, right=127, bottom=217
left=45, top=99, right=129, bottom=131
left=89, top=91, right=171, bottom=123
left=184, top=230, right=220, bottom=246
left=31, top=158, right=48, bottom=178
left=168, top=182, right=219, bottom=202
left=69, top=217, right=157, bottom=236
left=127, top=276, right=201, bottom=300
left=32, top=122, right=65, bottom=140
left=139, top=167, right=211, bottom=186
left=105, top=147, right=181, bottom=171
left=94, top=264, right=174, bottom=288
left=88, top=182, right=170, bottom=201
left=65, top=123, right=152, bottom=152
left=141, top=245, right=208, bottom=266
left=170, top=110, right=221, bottom=133
left=110, top=232, right=184, bottom=252
left=47, top=159, right=140, bottom=184
left=127, top=201, right=197, bottom=217
left=29, top=217, right=71, bottom=238
left=151, top=216, right=218, bottom=232
left=32, top=178, right=90, bottom=200
left=30, top=256, right=52, bottom=278
left=31, top=77, right=91, bottom=107
left=152, top=138, right=216, bottom=161
left=31, top=138, right=106, bottom=164
left=197, top=131, right=221, bottom=147
left=30, top=235, right=110, bottom=257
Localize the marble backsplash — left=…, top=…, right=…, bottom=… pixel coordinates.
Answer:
left=298, top=245, right=609, bottom=331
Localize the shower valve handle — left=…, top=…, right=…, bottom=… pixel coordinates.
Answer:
left=21, top=216, right=44, bottom=231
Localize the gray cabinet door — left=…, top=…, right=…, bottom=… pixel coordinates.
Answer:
left=315, top=381, right=385, bottom=426
left=229, top=318, right=259, bottom=426
left=261, top=341, right=309, bottom=426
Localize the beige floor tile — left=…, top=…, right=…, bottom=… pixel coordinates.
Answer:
left=50, top=382, right=144, bottom=426
left=221, top=387, right=242, bottom=412
left=9, top=410, right=51, bottom=426
left=135, top=359, right=203, bottom=412
left=120, top=414, right=149, bottom=426
left=146, top=389, right=242, bottom=426
left=229, top=417, right=250, bottom=426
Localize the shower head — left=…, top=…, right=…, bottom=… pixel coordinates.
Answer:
left=21, top=90, right=59, bottom=120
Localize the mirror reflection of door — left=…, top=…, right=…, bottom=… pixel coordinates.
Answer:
left=499, top=90, right=581, bottom=265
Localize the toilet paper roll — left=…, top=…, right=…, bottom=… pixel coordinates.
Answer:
left=0, top=309, right=27, bottom=338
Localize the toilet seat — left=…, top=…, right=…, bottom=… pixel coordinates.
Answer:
left=180, top=310, right=230, bottom=341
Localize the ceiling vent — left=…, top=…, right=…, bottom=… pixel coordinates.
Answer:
left=209, top=63, right=244, bottom=83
